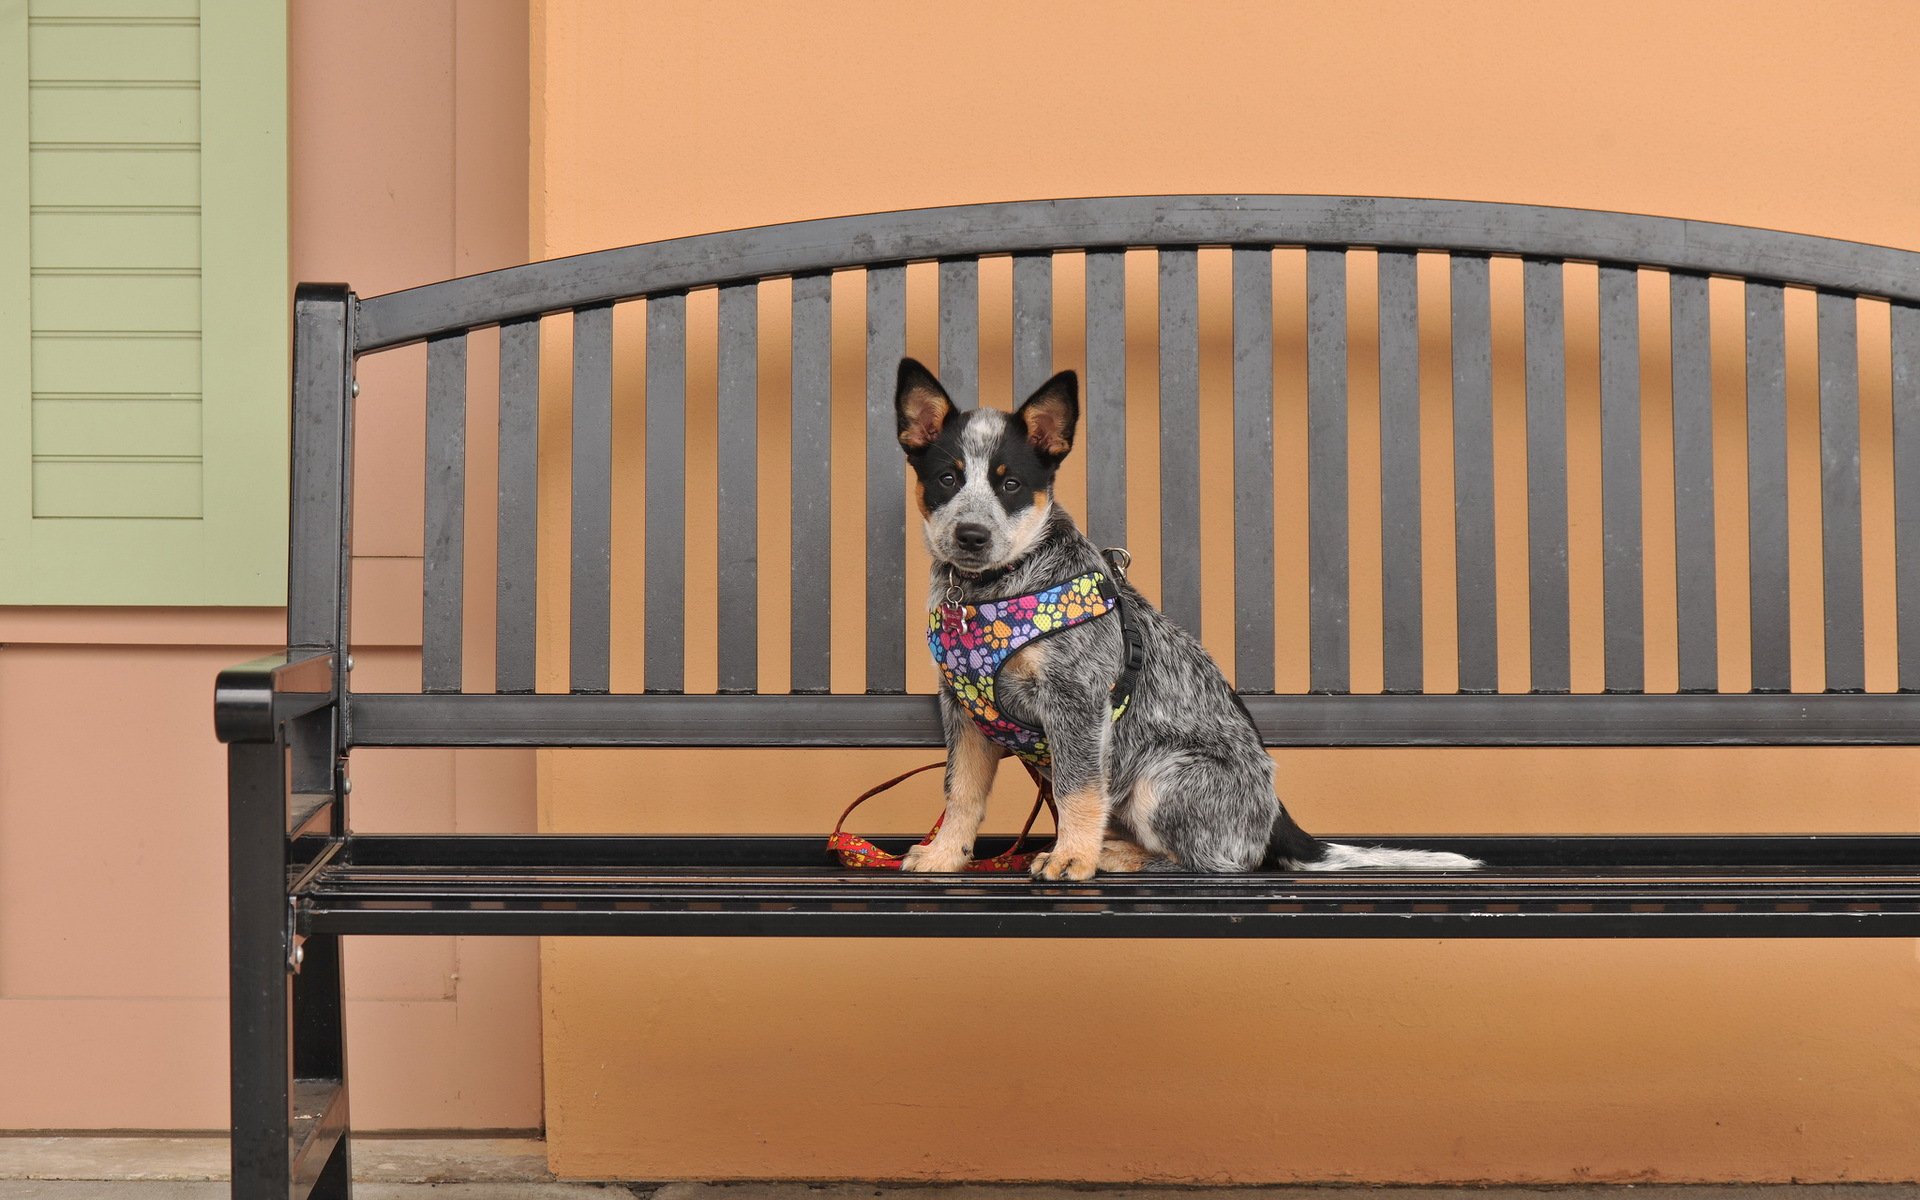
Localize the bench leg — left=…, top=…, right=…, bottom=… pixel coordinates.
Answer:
left=229, top=741, right=292, bottom=1198
left=230, top=741, right=353, bottom=1200
left=295, top=930, right=352, bottom=1200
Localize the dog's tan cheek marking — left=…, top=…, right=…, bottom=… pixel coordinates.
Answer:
left=1032, top=485, right=1049, bottom=510
left=1002, top=499, right=1051, bottom=556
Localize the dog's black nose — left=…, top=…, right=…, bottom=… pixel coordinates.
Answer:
left=953, top=523, right=991, bottom=552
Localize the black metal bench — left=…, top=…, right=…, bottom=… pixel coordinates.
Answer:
left=217, top=195, right=1920, bottom=1199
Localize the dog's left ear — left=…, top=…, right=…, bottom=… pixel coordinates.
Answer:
left=1015, top=370, right=1078, bottom=462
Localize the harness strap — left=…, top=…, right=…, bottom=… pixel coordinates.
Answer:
left=1102, top=547, right=1146, bottom=717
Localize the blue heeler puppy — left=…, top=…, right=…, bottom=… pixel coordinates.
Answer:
left=894, top=358, right=1482, bottom=881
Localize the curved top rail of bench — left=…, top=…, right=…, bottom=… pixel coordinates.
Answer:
left=353, top=194, right=1920, bottom=352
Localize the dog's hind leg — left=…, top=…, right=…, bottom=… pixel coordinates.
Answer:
left=1132, top=751, right=1276, bottom=874
left=1095, top=836, right=1167, bottom=873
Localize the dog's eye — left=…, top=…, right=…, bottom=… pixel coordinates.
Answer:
left=1000, top=476, right=1023, bottom=494
left=937, top=472, right=957, bottom=488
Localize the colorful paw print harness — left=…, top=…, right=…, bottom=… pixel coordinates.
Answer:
left=928, top=552, right=1145, bottom=768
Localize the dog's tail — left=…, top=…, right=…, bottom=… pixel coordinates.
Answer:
left=1265, top=805, right=1483, bottom=872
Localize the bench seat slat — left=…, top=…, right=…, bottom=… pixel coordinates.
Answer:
left=305, top=835, right=1920, bottom=939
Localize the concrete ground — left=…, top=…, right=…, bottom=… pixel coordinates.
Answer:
left=0, top=1139, right=1916, bottom=1199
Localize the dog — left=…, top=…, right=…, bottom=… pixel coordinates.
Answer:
left=893, top=357, right=1482, bottom=881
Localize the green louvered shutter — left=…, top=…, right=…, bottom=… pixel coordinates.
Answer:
left=0, top=0, right=287, bottom=605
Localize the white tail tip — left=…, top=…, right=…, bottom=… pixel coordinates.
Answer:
left=1294, top=843, right=1484, bottom=872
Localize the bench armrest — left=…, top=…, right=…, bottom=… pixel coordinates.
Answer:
left=215, top=651, right=337, bottom=744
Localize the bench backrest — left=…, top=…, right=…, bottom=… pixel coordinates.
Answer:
left=293, top=196, right=1920, bottom=751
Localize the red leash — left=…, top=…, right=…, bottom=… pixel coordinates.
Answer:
left=827, top=761, right=1057, bottom=871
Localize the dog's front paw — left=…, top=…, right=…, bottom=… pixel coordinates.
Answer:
left=1029, top=848, right=1097, bottom=882
left=900, top=842, right=972, bottom=873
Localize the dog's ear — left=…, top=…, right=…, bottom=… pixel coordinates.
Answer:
left=1015, top=370, right=1078, bottom=462
left=895, top=358, right=954, bottom=452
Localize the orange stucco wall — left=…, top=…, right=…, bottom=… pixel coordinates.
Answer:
left=533, top=0, right=1920, bottom=1183
left=0, top=0, right=540, bottom=1130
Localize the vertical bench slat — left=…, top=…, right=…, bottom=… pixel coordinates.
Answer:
left=422, top=333, right=468, bottom=694
left=938, top=259, right=979, bottom=410
left=790, top=273, right=834, bottom=693
left=1598, top=264, right=1645, bottom=692
left=1231, top=246, right=1275, bottom=692
left=1817, top=292, right=1865, bottom=692
left=1084, top=250, right=1128, bottom=547
left=645, top=294, right=688, bottom=693
left=1895, top=304, right=1920, bottom=692
left=1745, top=281, right=1791, bottom=692
left=496, top=317, right=540, bottom=694
left=1306, top=247, right=1350, bottom=693
left=1523, top=259, right=1571, bottom=693
left=1450, top=254, right=1498, bottom=693
left=1668, top=273, right=1718, bottom=693
left=1377, top=250, right=1423, bottom=693
left=716, top=283, right=758, bottom=693
left=1012, top=253, right=1054, bottom=399
left=864, top=265, right=908, bottom=693
left=1157, top=247, right=1202, bottom=633
left=569, top=303, right=614, bottom=693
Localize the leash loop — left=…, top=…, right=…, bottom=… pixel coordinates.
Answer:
left=828, top=761, right=1056, bottom=871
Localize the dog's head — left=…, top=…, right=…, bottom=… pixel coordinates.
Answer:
left=894, top=357, right=1079, bottom=573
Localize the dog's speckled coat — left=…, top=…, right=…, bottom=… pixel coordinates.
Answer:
left=892, top=359, right=1480, bottom=882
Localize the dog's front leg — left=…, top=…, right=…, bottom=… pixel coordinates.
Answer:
left=900, top=697, right=1005, bottom=872
left=1028, top=684, right=1110, bottom=882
